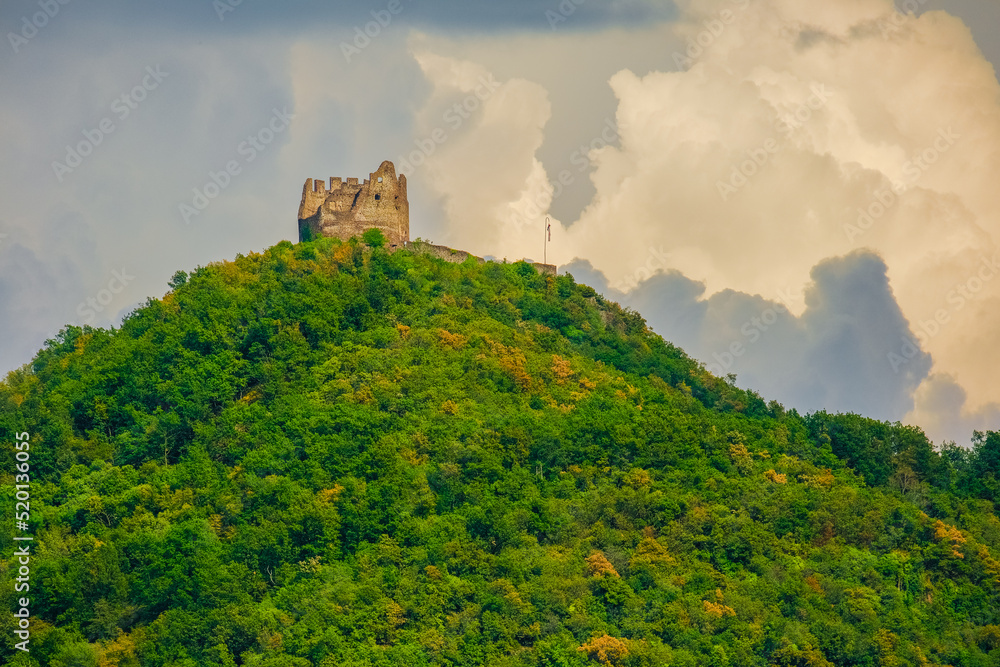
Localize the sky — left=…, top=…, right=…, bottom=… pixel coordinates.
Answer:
left=2, top=0, right=999, bottom=446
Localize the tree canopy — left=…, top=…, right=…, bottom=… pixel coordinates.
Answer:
left=1, top=237, right=998, bottom=666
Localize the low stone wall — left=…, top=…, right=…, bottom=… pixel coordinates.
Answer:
left=531, top=262, right=557, bottom=276
left=400, top=241, right=556, bottom=276
left=403, top=241, right=485, bottom=265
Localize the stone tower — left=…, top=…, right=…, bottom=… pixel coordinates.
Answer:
left=298, top=160, right=409, bottom=247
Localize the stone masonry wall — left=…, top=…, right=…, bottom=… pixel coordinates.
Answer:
left=296, top=161, right=556, bottom=276
left=298, top=160, right=409, bottom=247
left=401, top=241, right=556, bottom=276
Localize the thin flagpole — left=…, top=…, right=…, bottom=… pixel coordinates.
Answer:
left=544, top=215, right=549, bottom=265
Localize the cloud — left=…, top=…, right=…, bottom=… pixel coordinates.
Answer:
left=0, top=0, right=677, bottom=37
left=0, top=26, right=300, bottom=373
left=565, top=250, right=931, bottom=421
left=558, top=2, right=1000, bottom=434
left=401, top=49, right=555, bottom=261
left=413, top=0, right=1000, bottom=442
left=906, top=374, right=1000, bottom=446
left=0, top=243, right=77, bottom=373
left=2, top=0, right=999, bottom=448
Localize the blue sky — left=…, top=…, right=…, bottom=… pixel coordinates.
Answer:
left=2, top=0, right=999, bottom=445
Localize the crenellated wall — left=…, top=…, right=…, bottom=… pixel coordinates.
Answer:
left=296, top=161, right=556, bottom=276
left=298, top=160, right=409, bottom=247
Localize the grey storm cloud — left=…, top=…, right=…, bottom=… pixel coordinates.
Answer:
left=2, top=0, right=999, bottom=448
left=563, top=250, right=932, bottom=422
left=0, top=0, right=677, bottom=36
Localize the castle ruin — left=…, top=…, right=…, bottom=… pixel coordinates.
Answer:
left=298, top=160, right=409, bottom=247
left=296, top=160, right=557, bottom=276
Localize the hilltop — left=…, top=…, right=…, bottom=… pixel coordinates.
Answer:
left=1, top=236, right=999, bottom=666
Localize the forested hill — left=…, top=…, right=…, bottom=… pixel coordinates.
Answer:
left=2, top=235, right=999, bottom=667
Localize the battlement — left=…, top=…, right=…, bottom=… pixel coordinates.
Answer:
left=305, top=176, right=367, bottom=194
left=298, top=161, right=409, bottom=247
left=296, top=161, right=555, bottom=275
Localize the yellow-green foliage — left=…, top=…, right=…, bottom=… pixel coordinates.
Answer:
left=0, top=238, right=998, bottom=666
